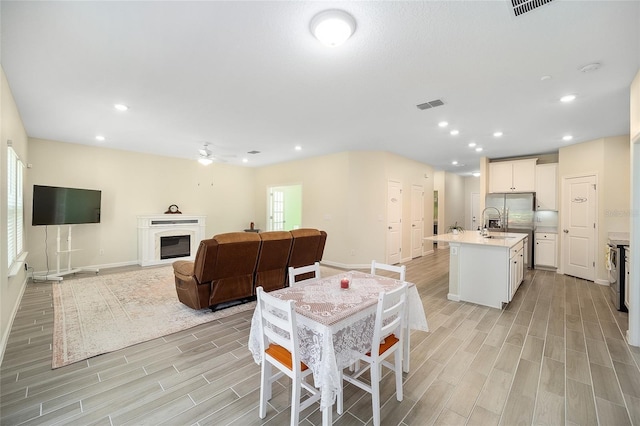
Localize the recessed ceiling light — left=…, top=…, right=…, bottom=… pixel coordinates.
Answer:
left=493, top=131, right=503, bottom=137
left=560, top=94, right=576, bottom=103
left=472, top=172, right=481, bottom=177
left=540, top=75, right=552, bottom=81
left=475, top=147, right=483, bottom=152
left=95, top=135, right=105, bottom=141
left=563, top=135, right=573, bottom=141
left=242, top=158, right=248, bottom=163
left=450, top=130, right=459, bottom=136
left=114, top=104, right=129, bottom=111
left=438, top=121, right=449, bottom=128
left=468, top=142, right=476, bottom=148
left=310, top=10, right=356, bottom=47
left=452, top=160, right=458, bottom=165
left=295, top=145, right=302, bottom=151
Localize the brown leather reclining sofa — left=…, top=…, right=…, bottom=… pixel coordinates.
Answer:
left=172, top=228, right=327, bottom=310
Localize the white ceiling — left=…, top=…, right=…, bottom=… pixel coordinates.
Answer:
left=1, top=1, right=639, bottom=174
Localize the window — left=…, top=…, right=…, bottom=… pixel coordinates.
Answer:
left=7, top=147, right=24, bottom=271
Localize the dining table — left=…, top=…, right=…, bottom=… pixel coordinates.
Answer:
left=248, top=270, right=429, bottom=425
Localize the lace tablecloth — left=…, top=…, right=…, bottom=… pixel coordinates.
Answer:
left=248, top=271, right=429, bottom=410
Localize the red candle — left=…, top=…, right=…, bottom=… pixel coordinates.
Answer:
left=340, top=277, right=350, bottom=289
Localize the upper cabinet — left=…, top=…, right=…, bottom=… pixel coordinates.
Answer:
left=535, top=163, right=558, bottom=210
left=489, top=159, right=537, bottom=193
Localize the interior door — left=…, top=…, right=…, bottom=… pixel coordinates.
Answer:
left=387, top=180, right=402, bottom=264
left=411, top=185, right=424, bottom=258
left=470, top=192, right=480, bottom=232
left=562, top=175, right=596, bottom=280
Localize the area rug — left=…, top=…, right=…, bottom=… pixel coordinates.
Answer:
left=52, top=267, right=255, bottom=368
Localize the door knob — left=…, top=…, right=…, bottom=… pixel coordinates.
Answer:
left=563, top=229, right=569, bottom=233
left=388, top=226, right=392, bottom=230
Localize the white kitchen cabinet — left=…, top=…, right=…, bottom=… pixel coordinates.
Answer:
left=535, top=233, right=557, bottom=268
left=535, top=163, right=558, bottom=210
left=510, top=241, right=524, bottom=299
left=489, top=159, right=537, bottom=193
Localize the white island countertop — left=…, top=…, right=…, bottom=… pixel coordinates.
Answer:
left=425, top=231, right=527, bottom=248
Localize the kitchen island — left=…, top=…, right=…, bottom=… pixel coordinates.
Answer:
left=426, top=232, right=527, bottom=309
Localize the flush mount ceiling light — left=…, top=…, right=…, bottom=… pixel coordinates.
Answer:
left=438, top=121, right=448, bottom=128
left=450, top=130, right=459, bottom=136
left=563, top=135, right=573, bottom=141
left=310, top=10, right=356, bottom=47
left=114, top=103, right=129, bottom=111
left=475, top=147, right=483, bottom=152
left=468, top=142, right=476, bottom=148
left=472, top=172, right=481, bottom=177
left=294, top=145, right=302, bottom=151
left=493, top=131, right=503, bottom=137
left=95, top=135, right=105, bottom=141
left=560, top=94, right=576, bottom=103
left=579, top=62, right=601, bottom=73
left=452, top=160, right=458, bottom=165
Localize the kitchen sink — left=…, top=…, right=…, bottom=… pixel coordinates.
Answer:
left=484, top=235, right=515, bottom=240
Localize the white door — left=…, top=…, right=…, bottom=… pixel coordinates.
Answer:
left=562, top=175, right=597, bottom=280
left=411, top=185, right=424, bottom=258
left=469, top=192, right=480, bottom=232
left=268, top=189, right=285, bottom=231
left=387, top=180, right=402, bottom=264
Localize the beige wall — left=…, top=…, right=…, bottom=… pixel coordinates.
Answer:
left=26, top=138, right=256, bottom=271
left=254, top=151, right=434, bottom=267
left=1, top=68, right=30, bottom=359
left=559, top=135, right=630, bottom=283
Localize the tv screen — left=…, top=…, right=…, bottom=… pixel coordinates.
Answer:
left=32, top=185, right=101, bottom=226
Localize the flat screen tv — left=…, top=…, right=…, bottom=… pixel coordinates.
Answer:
left=32, top=185, right=101, bottom=226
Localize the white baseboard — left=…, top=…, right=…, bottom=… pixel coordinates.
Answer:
left=31, top=260, right=142, bottom=279
left=448, top=293, right=460, bottom=302
left=0, top=274, right=28, bottom=366
left=595, top=279, right=609, bottom=286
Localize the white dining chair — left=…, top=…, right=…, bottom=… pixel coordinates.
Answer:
left=371, top=260, right=406, bottom=282
left=288, top=262, right=321, bottom=286
left=341, top=282, right=408, bottom=426
left=256, top=287, right=321, bottom=426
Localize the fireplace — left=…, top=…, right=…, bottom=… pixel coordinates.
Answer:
left=160, top=235, right=191, bottom=259
left=137, top=215, right=206, bottom=266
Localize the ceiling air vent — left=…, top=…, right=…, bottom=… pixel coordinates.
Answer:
left=511, top=0, right=554, bottom=17
left=247, top=150, right=261, bottom=155
left=416, top=99, right=445, bottom=110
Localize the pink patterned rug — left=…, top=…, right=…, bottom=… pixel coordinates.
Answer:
left=52, top=267, right=255, bottom=368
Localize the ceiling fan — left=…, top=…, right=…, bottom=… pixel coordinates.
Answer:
left=197, top=143, right=235, bottom=165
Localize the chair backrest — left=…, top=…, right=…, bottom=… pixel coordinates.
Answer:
left=372, top=283, right=408, bottom=354
left=370, top=260, right=406, bottom=282
left=255, top=231, right=293, bottom=292
left=288, top=262, right=320, bottom=286
left=256, top=286, right=302, bottom=370
left=288, top=229, right=326, bottom=268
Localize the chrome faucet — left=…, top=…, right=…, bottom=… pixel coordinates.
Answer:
left=481, top=207, right=502, bottom=234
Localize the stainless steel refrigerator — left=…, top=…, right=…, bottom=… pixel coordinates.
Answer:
left=484, top=192, right=536, bottom=267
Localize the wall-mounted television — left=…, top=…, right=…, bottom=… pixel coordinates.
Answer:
left=32, top=185, right=102, bottom=226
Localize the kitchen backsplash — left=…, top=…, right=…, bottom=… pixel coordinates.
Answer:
left=535, top=210, right=558, bottom=227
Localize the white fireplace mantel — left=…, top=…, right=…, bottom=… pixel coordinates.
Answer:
left=137, top=214, right=206, bottom=266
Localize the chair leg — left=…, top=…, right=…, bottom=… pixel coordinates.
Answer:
left=259, top=362, right=270, bottom=418
left=395, top=349, right=403, bottom=401
left=337, top=369, right=344, bottom=415
left=291, top=374, right=301, bottom=426
left=371, top=361, right=381, bottom=426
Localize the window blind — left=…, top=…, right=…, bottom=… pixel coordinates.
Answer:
left=7, top=147, right=24, bottom=269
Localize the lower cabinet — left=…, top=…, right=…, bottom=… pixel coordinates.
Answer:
left=535, top=233, right=557, bottom=268
left=509, top=241, right=524, bottom=299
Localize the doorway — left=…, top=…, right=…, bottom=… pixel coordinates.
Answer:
left=267, top=185, right=302, bottom=231
left=386, top=180, right=402, bottom=264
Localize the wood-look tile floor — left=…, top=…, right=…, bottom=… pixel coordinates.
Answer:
left=3, top=249, right=640, bottom=425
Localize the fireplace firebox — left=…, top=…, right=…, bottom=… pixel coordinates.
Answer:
left=160, top=235, right=191, bottom=260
